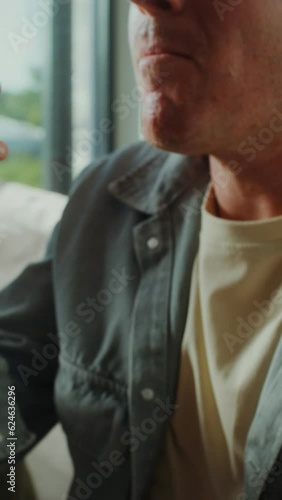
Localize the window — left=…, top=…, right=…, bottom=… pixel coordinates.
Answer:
left=72, top=0, right=113, bottom=178
left=0, top=0, right=46, bottom=187
left=0, top=0, right=114, bottom=193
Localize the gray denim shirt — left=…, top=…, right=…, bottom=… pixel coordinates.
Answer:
left=0, top=141, right=281, bottom=500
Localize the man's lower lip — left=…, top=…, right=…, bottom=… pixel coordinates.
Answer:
left=140, top=53, right=190, bottom=63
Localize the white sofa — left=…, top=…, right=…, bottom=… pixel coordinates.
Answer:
left=0, top=181, right=74, bottom=500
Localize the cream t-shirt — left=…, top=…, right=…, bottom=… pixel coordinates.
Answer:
left=151, top=181, right=282, bottom=500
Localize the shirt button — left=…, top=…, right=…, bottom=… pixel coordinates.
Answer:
left=141, top=388, right=155, bottom=401
left=147, top=237, right=159, bottom=250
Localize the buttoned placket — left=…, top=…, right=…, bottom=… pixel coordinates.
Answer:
left=127, top=208, right=174, bottom=500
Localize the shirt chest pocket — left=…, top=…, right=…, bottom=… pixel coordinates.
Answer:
left=54, top=356, right=129, bottom=462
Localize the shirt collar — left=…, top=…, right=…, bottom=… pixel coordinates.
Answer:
left=108, top=142, right=211, bottom=215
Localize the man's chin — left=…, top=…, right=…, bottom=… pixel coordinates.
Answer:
left=142, top=128, right=181, bottom=153
left=141, top=112, right=186, bottom=154
left=140, top=96, right=207, bottom=155
left=141, top=120, right=206, bottom=156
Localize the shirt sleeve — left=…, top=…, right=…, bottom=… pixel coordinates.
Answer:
left=0, top=222, right=60, bottom=469
left=0, top=157, right=107, bottom=470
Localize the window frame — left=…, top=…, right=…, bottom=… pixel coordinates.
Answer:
left=44, top=0, right=114, bottom=194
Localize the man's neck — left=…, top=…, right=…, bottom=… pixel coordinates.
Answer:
left=209, top=155, right=282, bottom=221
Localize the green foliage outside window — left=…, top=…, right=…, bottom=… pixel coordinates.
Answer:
left=0, top=67, right=43, bottom=187
left=0, top=91, right=41, bottom=127
left=0, top=155, right=41, bottom=187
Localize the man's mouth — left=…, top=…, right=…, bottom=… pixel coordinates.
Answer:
left=139, top=44, right=192, bottom=63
